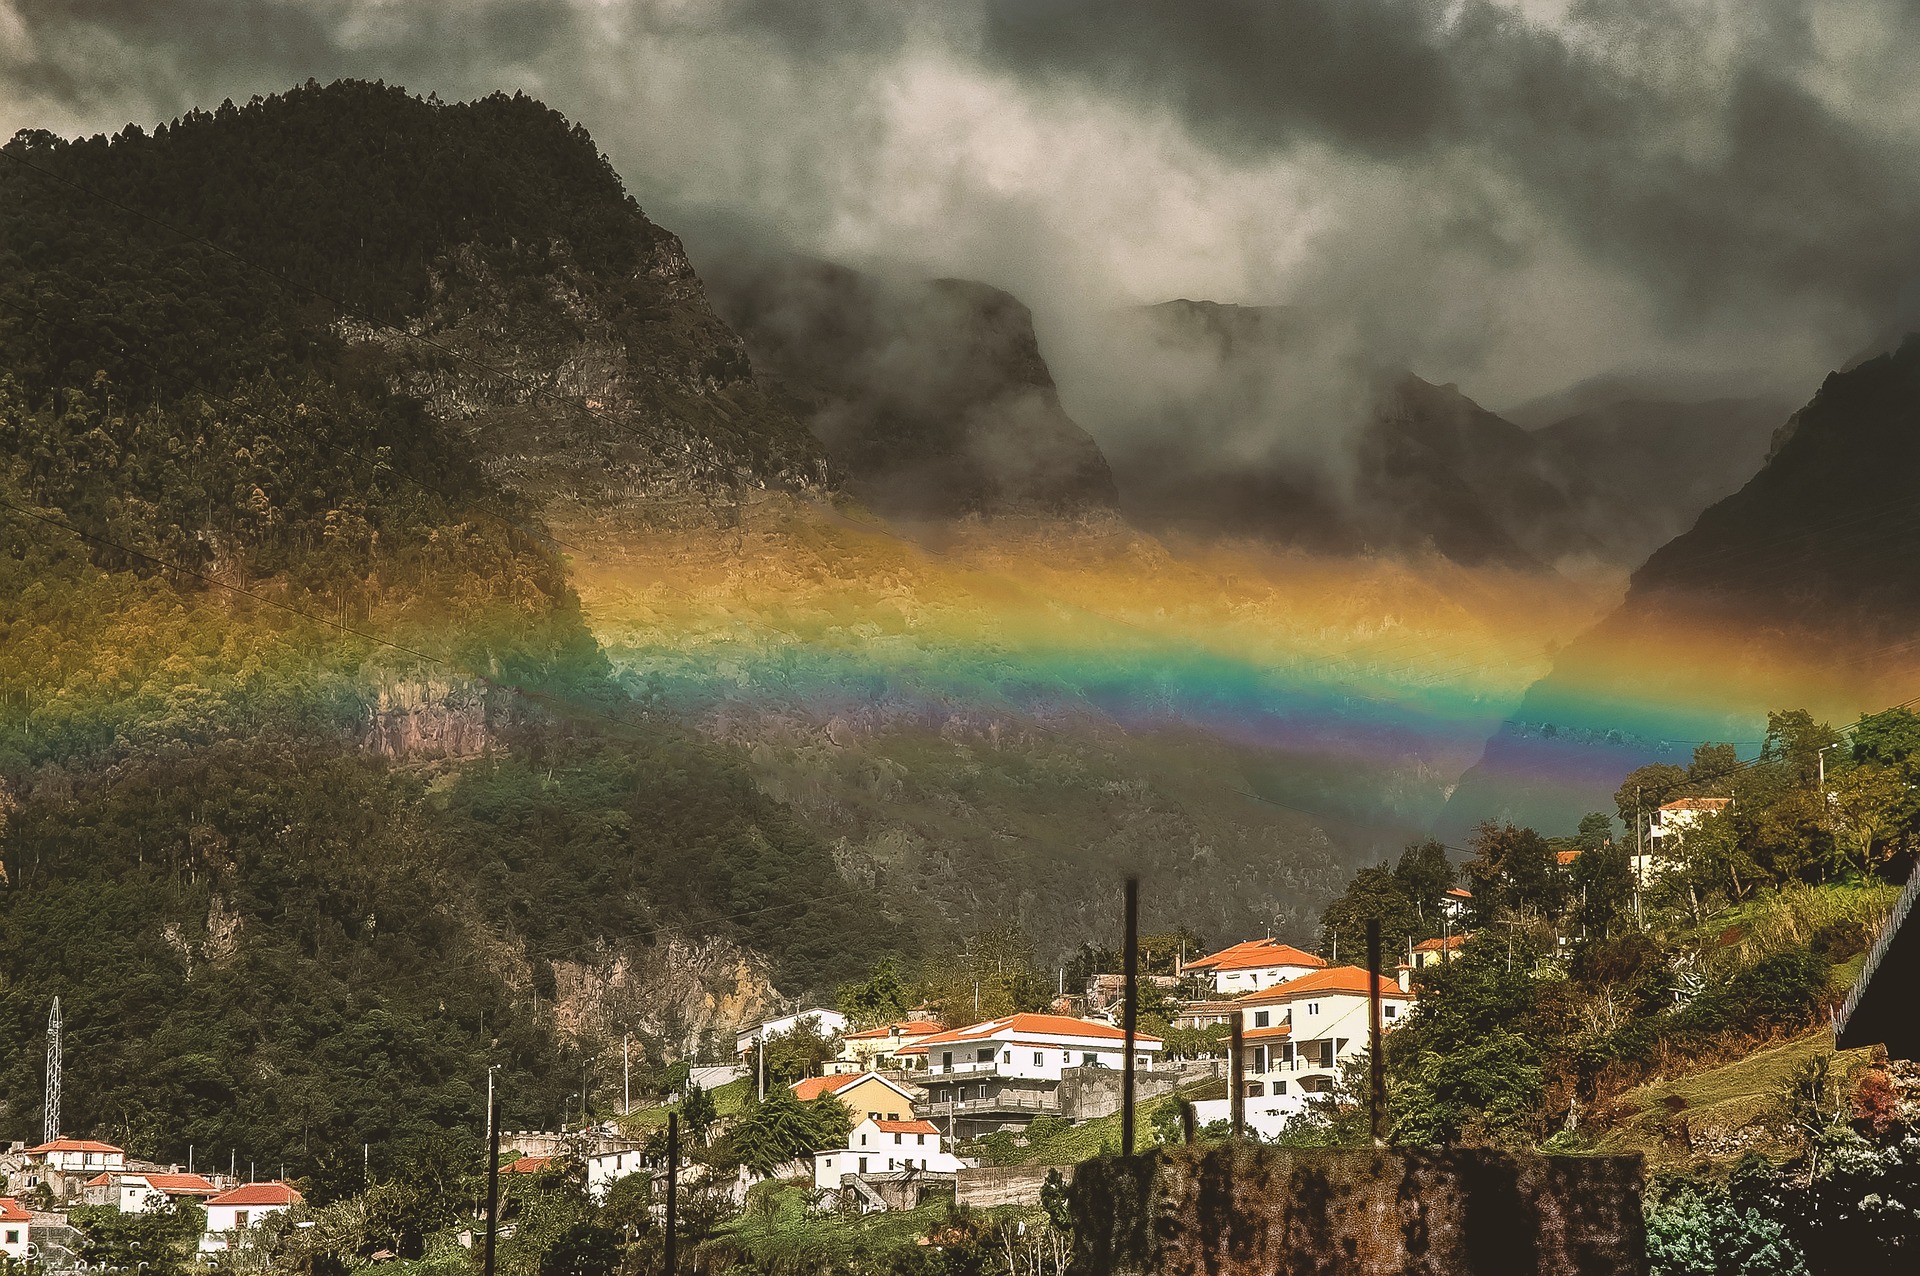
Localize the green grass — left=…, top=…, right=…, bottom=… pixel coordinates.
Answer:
left=1591, top=1029, right=1874, bottom=1169
left=614, top=1077, right=752, bottom=1136
left=1003, top=1081, right=1220, bottom=1166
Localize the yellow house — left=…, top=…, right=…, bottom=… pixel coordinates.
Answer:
left=790, top=1070, right=922, bottom=1122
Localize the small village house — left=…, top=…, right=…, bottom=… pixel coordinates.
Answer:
left=790, top=1070, right=922, bottom=1122
left=897, top=1013, right=1163, bottom=1136
left=812, top=1117, right=965, bottom=1190
left=199, top=1182, right=303, bottom=1253
left=0, top=1199, right=28, bottom=1263
left=1439, top=887, right=1472, bottom=924
left=829, top=1020, right=944, bottom=1074
left=1411, top=934, right=1468, bottom=969
left=586, top=1147, right=647, bottom=1202
left=22, top=1137, right=125, bottom=1174
left=1638, top=797, right=1733, bottom=882
left=1231, top=967, right=1413, bottom=1096
left=84, top=1171, right=222, bottom=1213
left=734, top=1008, right=848, bottom=1060
left=1180, top=939, right=1326, bottom=996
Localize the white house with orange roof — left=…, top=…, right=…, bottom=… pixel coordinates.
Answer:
left=812, top=1116, right=966, bottom=1190
left=84, top=1170, right=222, bottom=1213
left=1230, top=966, right=1413, bottom=1096
left=734, top=1008, right=847, bottom=1060
left=200, top=1182, right=303, bottom=1252
left=1181, top=939, right=1327, bottom=996
left=829, top=1020, right=945, bottom=1074
left=0, top=1198, right=29, bottom=1262
left=22, top=1137, right=125, bottom=1174
left=1440, top=886, right=1473, bottom=924
left=897, top=1013, right=1162, bottom=1136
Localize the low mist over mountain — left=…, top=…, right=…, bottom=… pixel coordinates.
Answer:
left=1445, top=336, right=1920, bottom=835
left=702, top=252, right=1117, bottom=519
left=1094, top=300, right=1780, bottom=571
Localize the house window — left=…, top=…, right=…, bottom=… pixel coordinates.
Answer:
left=894, top=1133, right=902, bottom=1144
left=1252, top=1046, right=1267, bottom=1073
left=917, top=1134, right=926, bottom=1145
left=978, top=1084, right=989, bottom=1100
left=1306, top=1003, right=1319, bottom=1016
left=1254, top=1010, right=1269, bottom=1027
left=1275, top=1081, right=1287, bottom=1094
left=1033, top=1051, right=1044, bottom=1066
left=942, top=1051, right=954, bottom=1069
left=859, top=1157, right=868, bottom=1173
left=1247, top=1081, right=1265, bottom=1096
left=860, top=1133, right=868, bottom=1145
left=1137, top=1054, right=1149, bottom=1066
left=1384, top=1005, right=1397, bottom=1019
left=977, top=1048, right=994, bottom=1063
left=235, top=1210, right=250, bottom=1228
left=1082, top=1052, right=1098, bottom=1066
left=5, top=1230, right=18, bottom=1244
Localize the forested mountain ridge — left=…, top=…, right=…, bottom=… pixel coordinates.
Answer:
left=0, top=81, right=899, bottom=1175
left=1, top=79, right=825, bottom=524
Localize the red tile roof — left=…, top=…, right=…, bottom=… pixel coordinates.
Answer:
left=24, top=1138, right=123, bottom=1155
left=896, top=1013, right=1162, bottom=1053
left=790, top=1073, right=863, bottom=1101
left=209, top=1182, right=302, bottom=1207
left=1445, top=887, right=1472, bottom=898
left=0, top=1199, right=29, bottom=1222
left=1188, top=940, right=1327, bottom=974
left=1233, top=966, right=1410, bottom=1006
left=1660, top=797, right=1731, bottom=812
left=1555, top=849, right=1581, bottom=866
left=501, top=1155, right=554, bottom=1175
left=144, top=1173, right=221, bottom=1196
left=871, top=1118, right=940, bottom=1135
left=1412, top=935, right=1469, bottom=953
left=843, top=1020, right=944, bottom=1041
left=1243, top=1024, right=1293, bottom=1042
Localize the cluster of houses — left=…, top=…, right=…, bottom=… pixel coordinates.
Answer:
left=720, top=928, right=1465, bottom=1197
left=0, top=1137, right=303, bottom=1261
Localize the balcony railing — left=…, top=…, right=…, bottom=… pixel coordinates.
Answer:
left=924, top=1093, right=1059, bottom=1115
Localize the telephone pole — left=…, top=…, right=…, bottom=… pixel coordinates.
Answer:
left=44, top=997, right=62, bottom=1143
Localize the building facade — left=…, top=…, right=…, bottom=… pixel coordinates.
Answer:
left=1231, top=967, right=1413, bottom=1096
left=813, top=1118, right=965, bottom=1190
left=898, top=1013, right=1164, bottom=1137
left=1182, top=940, right=1327, bottom=996
left=200, top=1182, right=303, bottom=1253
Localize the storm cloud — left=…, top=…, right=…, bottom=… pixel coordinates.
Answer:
left=4, top=1, right=1919, bottom=425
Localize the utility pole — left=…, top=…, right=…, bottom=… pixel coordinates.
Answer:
left=757, top=1029, right=766, bottom=1102
left=623, top=1033, right=631, bottom=1116
left=1121, top=876, right=1139, bottom=1157
left=1366, top=920, right=1385, bottom=1147
left=44, top=997, right=61, bottom=1143
left=1228, top=1012, right=1245, bottom=1138
left=483, top=1076, right=501, bottom=1276
left=664, top=1112, right=679, bottom=1275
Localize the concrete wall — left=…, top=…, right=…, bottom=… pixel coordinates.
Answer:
left=956, top=1165, right=1069, bottom=1209
left=1056, top=1066, right=1188, bottom=1121
left=1067, top=1146, right=1645, bottom=1275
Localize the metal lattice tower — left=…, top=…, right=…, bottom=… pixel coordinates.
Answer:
left=44, top=996, right=61, bottom=1143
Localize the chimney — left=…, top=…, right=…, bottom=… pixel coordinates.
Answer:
left=1397, top=966, right=1412, bottom=994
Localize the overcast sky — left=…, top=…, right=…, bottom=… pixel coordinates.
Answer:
left=5, top=1, right=1919, bottom=416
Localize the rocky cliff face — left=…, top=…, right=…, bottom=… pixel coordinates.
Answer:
left=703, top=253, right=1119, bottom=518
left=345, top=231, right=827, bottom=529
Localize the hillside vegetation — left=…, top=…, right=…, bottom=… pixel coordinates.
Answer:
left=0, top=82, right=899, bottom=1180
